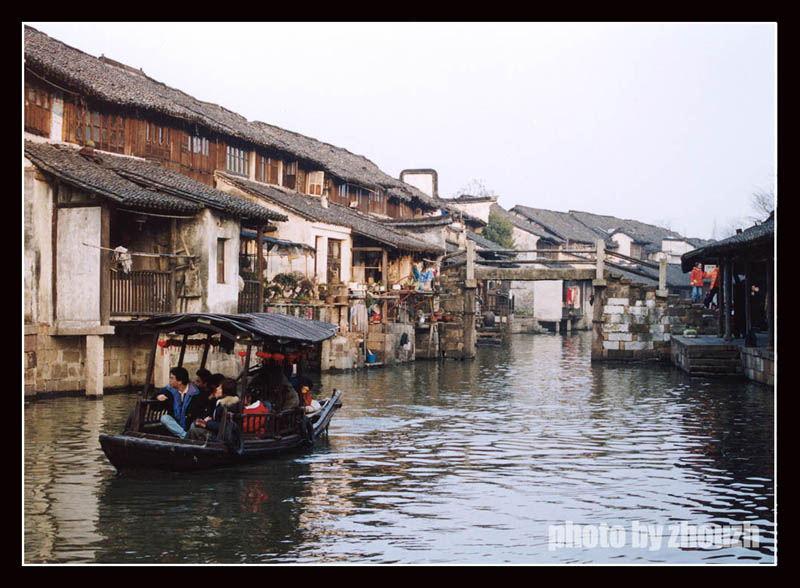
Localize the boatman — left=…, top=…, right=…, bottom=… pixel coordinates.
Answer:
left=154, top=367, right=204, bottom=439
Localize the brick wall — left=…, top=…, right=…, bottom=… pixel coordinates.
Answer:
left=594, top=276, right=703, bottom=361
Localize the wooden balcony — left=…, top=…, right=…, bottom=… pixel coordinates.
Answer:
left=238, top=279, right=261, bottom=313
left=110, top=270, right=171, bottom=316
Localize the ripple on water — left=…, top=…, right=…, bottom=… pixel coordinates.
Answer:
left=24, top=332, right=774, bottom=564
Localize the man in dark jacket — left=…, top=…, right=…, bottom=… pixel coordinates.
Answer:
left=154, top=366, right=204, bottom=439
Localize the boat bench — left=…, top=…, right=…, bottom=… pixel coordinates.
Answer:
left=126, top=399, right=169, bottom=433
left=237, top=408, right=305, bottom=438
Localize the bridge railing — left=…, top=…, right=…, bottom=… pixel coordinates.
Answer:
left=463, top=239, right=668, bottom=295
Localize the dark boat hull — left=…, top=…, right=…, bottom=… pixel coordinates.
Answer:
left=100, top=390, right=341, bottom=473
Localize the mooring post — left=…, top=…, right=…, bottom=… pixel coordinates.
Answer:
left=656, top=254, right=668, bottom=298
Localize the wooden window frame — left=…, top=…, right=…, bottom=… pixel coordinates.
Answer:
left=217, top=238, right=226, bottom=284
left=283, top=161, right=297, bottom=190
left=226, top=145, right=249, bottom=176
left=145, top=122, right=171, bottom=158
left=308, top=171, right=324, bottom=196
left=77, top=108, right=125, bottom=153
left=24, top=82, right=52, bottom=136
left=257, top=155, right=280, bottom=184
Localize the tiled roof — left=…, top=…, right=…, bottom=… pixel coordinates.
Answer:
left=24, top=140, right=283, bottom=225
left=510, top=205, right=608, bottom=244
left=681, top=214, right=774, bottom=272
left=24, top=26, right=437, bottom=211
left=569, top=210, right=684, bottom=253
left=489, top=204, right=559, bottom=241
left=219, top=173, right=445, bottom=255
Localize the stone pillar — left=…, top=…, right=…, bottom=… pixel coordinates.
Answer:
left=656, top=254, right=668, bottom=298
left=594, top=239, right=606, bottom=286
left=85, top=335, right=104, bottom=397
left=590, top=284, right=607, bottom=361
left=463, top=240, right=477, bottom=359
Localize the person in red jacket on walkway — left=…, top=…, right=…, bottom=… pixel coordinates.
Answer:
left=704, top=266, right=720, bottom=309
left=690, top=263, right=705, bottom=304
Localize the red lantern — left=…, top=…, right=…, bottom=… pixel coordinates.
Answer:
left=157, top=340, right=168, bottom=355
left=256, top=351, right=272, bottom=360
left=272, top=353, right=285, bottom=364
left=238, top=349, right=248, bottom=366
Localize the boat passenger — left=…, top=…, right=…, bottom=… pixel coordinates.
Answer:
left=300, top=377, right=321, bottom=414
left=242, top=390, right=271, bottom=434
left=186, top=378, right=241, bottom=441
left=195, top=370, right=222, bottom=419
left=154, top=367, right=204, bottom=439
left=264, top=365, right=300, bottom=411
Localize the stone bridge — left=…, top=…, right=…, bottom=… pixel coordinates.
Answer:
left=439, top=239, right=672, bottom=360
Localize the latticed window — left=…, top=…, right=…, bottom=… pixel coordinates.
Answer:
left=187, top=133, right=209, bottom=156
left=77, top=109, right=125, bottom=153
left=226, top=145, right=249, bottom=176
left=145, top=122, right=171, bottom=158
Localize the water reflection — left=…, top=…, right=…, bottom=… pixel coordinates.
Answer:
left=24, top=331, right=774, bottom=564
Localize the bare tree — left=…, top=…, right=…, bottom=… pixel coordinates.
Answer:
left=749, top=187, right=775, bottom=222
left=454, top=178, right=494, bottom=197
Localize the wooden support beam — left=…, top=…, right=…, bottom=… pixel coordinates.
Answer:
left=745, top=260, right=752, bottom=334
left=718, top=258, right=725, bottom=338
left=724, top=259, right=733, bottom=341
left=766, top=259, right=774, bottom=348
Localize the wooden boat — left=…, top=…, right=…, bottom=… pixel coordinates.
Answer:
left=99, top=312, right=343, bottom=473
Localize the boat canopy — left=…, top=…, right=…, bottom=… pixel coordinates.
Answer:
left=133, top=312, right=338, bottom=346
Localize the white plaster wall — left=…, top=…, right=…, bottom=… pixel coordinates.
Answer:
left=24, top=163, right=54, bottom=325
left=533, top=280, right=563, bottom=322
left=662, top=239, right=693, bottom=256
left=206, top=211, right=241, bottom=313
left=56, top=207, right=101, bottom=327
left=508, top=226, right=539, bottom=315
left=402, top=173, right=435, bottom=198
left=449, top=200, right=494, bottom=224
left=612, top=233, right=633, bottom=258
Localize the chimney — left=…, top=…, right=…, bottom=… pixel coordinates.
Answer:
left=321, top=195, right=328, bottom=208
left=736, top=228, right=742, bottom=234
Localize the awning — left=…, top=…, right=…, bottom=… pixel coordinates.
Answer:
left=240, top=229, right=315, bottom=251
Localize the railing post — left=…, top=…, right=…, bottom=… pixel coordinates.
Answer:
left=593, top=239, right=606, bottom=286
left=657, top=254, right=668, bottom=298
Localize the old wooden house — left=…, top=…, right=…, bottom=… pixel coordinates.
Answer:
left=24, top=26, right=455, bottom=394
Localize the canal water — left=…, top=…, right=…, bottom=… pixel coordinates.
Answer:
left=24, top=331, right=775, bottom=565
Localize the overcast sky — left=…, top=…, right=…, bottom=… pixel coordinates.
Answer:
left=25, top=22, right=776, bottom=240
